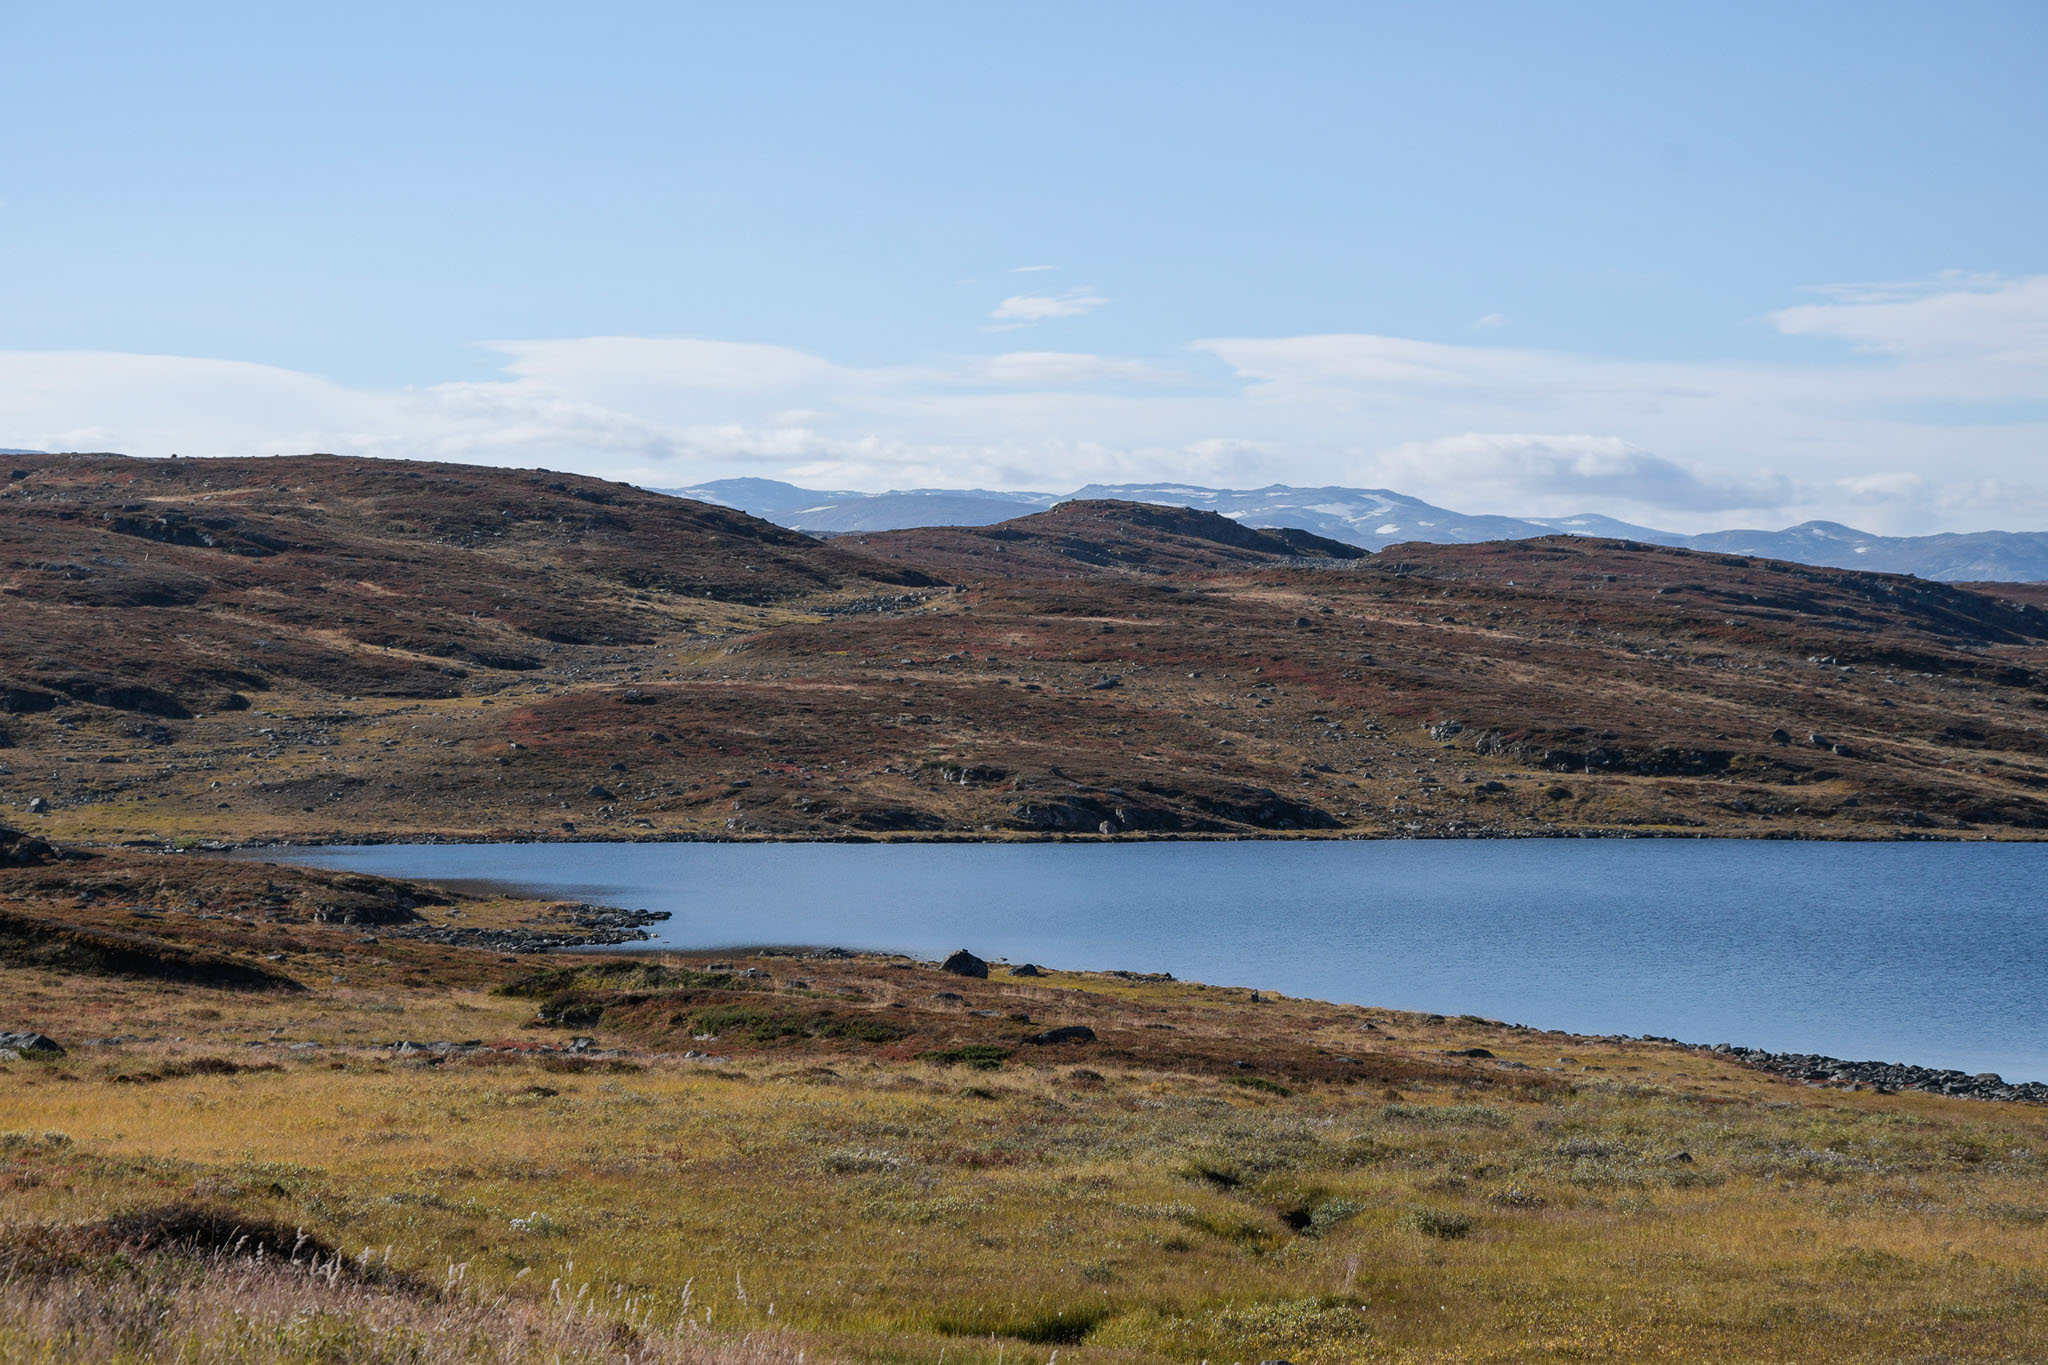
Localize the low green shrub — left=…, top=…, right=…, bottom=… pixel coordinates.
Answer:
left=1402, top=1206, right=1475, bottom=1239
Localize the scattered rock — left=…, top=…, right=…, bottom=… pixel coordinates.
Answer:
left=0, top=1031, right=64, bottom=1056
left=1446, top=1046, right=1495, bottom=1059
left=940, top=949, right=989, bottom=978
left=25, top=797, right=48, bottom=814
left=1008, top=963, right=1045, bottom=977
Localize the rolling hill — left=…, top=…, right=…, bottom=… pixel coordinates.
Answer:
left=4, top=454, right=2048, bottom=844
left=675, top=477, right=2048, bottom=582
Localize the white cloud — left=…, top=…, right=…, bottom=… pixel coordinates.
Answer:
left=1933, top=478, right=2048, bottom=520
left=1009, top=264, right=1057, bottom=273
left=1771, top=272, right=2048, bottom=364
left=963, top=352, right=1184, bottom=387
left=1836, top=471, right=1926, bottom=501
left=989, top=291, right=1108, bottom=322
left=1471, top=313, right=1507, bottom=329
left=1369, top=434, right=1791, bottom=515
left=5, top=274, right=2048, bottom=534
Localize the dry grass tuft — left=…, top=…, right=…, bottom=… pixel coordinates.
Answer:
left=0, top=1243, right=815, bottom=1364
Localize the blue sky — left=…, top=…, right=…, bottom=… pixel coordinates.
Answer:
left=3, top=1, right=2045, bottom=531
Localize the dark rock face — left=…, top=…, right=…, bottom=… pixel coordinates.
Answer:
left=0, top=826, right=59, bottom=867
left=0, top=1030, right=64, bottom=1056
left=0, top=687, right=62, bottom=714
left=1470, top=728, right=1737, bottom=777
left=44, top=675, right=194, bottom=719
left=106, top=509, right=291, bottom=558
left=386, top=906, right=669, bottom=952
left=308, top=900, right=416, bottom=926
left=838, top=806, right=947, bottom=832
left=1010, top=796, right=1125, bottom=833
left=1186, top=788, right=1339, bottom=831
left=306, top=875, right=427, bottom=926
left=1009, top=963, right=1045, bottom=977
left=0, top=909, right=301, bottom=992
left=1022, top=1025, right=1096, bottom=1045
left=940, top=949, right=989, bottom=978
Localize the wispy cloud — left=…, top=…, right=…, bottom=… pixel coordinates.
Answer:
left=1771, top=272, right=2048, bottom=364
left=1009, top=264, right=1057, bottom=273
left=6, top=272, right=2047, bottom=534
left=989, top=290, right=1107, bottom=322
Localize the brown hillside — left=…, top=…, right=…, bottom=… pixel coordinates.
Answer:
left=0, top=452, right=928, bottom=715
left=849, top=498, right=1366, bottom=578
left=3, top=455, right=2048, bottom=842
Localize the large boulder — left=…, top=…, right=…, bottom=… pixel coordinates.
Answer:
left=0, top=826, right=57, bottom=867
left=0, top=1031, right=64, bottom=1057
left=939, top=949, right=989, bottom=979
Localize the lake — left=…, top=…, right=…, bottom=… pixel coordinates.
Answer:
left=262, top=839, right=2048, bottom=1083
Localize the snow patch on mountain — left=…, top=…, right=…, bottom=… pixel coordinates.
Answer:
left=663, top=478, right=2048, bottom=582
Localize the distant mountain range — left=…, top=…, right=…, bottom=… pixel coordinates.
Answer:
left=670, top=477, right=2048, bottom=583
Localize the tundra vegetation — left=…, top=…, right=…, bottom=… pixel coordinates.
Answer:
left=3, top=454, right=2048, bottom=845
left=3, top=852, right=2048, bottom=1363
left=8, top=454, right=2048, bottom=1362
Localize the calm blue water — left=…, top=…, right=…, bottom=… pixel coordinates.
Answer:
left=262, top=840, right=2048, bottom=1083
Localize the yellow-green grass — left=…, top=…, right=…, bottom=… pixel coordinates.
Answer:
left=6, top=936, right=2048, bottom=1364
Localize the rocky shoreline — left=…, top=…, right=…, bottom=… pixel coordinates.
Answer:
left=1678, top=1041, right=2047, bottom=1104
left=377, top=905, right=671, bottom=952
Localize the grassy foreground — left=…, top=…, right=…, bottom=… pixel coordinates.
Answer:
left=4, top=861, right=2048, bottom=1363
